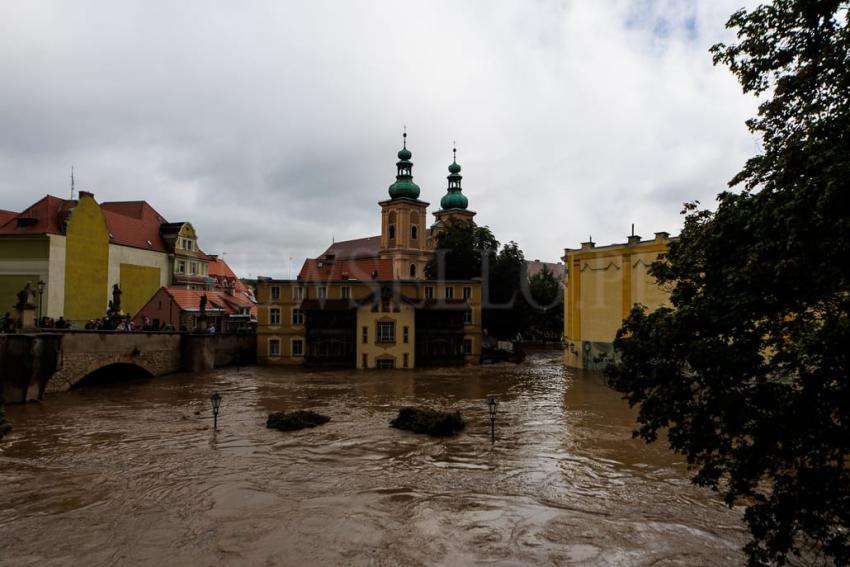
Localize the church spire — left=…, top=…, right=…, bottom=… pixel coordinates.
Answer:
left=388, top=129, right=420, bottom=199
left=439, top=144, right=468, bottom=210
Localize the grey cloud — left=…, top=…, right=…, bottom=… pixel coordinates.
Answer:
left=1, top=0, right=761, bottom=279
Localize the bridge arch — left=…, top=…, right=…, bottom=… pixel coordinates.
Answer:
left=72, top=362, right=155, bottom=389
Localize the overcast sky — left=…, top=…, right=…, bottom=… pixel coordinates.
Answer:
left=0, top=0, right=758, bottom=278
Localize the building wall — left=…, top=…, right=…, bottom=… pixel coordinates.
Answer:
left=255, top=278, right=482, bottom=367
left=63, top=194, right=110, bottom=323
left=379, top=200, right=431, bottom=280
left=107, top=243, right=170, bottom=315
left=357, top=302, right=416, bottom=368
left=0, top=237, right=50, bottom=315
left=563, top=235, right=672, bottom=369
left=46, top=234, right=67, bottom=318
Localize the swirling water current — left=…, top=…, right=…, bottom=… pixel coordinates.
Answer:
left=0, top=350, right=746, bottom=566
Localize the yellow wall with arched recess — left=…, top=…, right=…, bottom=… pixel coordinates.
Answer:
left=64, top=195, right=109, bottom=322
left=120, top=263, right=161, bottom=316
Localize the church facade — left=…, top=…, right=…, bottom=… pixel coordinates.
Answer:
left=256, top=134, right=482, bottom=369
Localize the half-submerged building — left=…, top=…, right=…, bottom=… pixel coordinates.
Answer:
left=256, top=135, right=482, bottom=369
left=562, top=231, right=674, bottom=369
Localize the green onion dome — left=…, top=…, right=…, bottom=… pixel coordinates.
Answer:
left=388, top=131, right=420, bottom=199
left=439, top=149, right=468, bottom=210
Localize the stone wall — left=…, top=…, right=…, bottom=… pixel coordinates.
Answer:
left=47, top=331, right=183, bottom=393
left=1, top=331, right=257, bottom=401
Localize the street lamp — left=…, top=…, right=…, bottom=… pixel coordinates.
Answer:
left=210, top=391, right=222, bottom=430
left=37, top=280, right=45, bottom=323
left=488, top=397, right=498, bottom=443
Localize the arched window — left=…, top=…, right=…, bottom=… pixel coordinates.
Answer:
left=388, top=211, right=396, bottom=240
left=409, top=264, right=416, bottom=278
left=411, top=225, right=418, bottom=240
left=389, top=224, right=396, bottom=239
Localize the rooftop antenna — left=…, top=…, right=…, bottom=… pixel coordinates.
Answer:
left=70, top=166, right=75, bottom=199
left=631, top=223, right=635, bottom=237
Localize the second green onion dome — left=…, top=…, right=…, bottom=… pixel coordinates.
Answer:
left=439, top=150, right=468, bottom=210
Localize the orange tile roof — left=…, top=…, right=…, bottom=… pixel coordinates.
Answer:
left=164, top=288, right=255, bottom=314
left=207, top=257, right=250, bottom=294
left=298, top=258, right=394, bottom=281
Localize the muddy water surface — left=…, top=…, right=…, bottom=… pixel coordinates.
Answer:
left=0, top=351, right=746, bottom=566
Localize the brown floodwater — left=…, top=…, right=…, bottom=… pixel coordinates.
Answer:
left=0, top=350, right=747, bottom=566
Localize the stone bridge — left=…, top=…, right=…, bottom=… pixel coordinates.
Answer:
left=0, top=331, right=256, bottom=403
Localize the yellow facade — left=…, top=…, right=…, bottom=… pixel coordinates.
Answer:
left=119, top=263, right=163, bottom=316
left=563, top=232, right=673, bottom=369
left=63, top=194, right=110, bottom=322
left=257, top=279, right=482, bottom=369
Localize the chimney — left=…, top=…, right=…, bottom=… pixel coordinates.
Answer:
left=654, top=231, right=670, bottom=241
left=79, top=191, right=94, bottom=199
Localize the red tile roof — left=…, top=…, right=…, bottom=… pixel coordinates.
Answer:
left=298, top=257, right=394, bottom=282
left=101, top=201, right=170, bottom=252
left=0, top=209, right=18, bottom=227
left=320, top=236, right=381, bottom=260
left=0, top=195, right=76, bottom=236
left=0, top=195, right=173, bottom=253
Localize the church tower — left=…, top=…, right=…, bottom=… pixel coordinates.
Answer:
left=432, top=146, right=475, bottom=234
left=378, top=131, right=431, bottom=279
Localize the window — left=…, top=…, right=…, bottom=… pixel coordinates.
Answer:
left=377, top=321, right=395, bottom=343
left=425, top=286, right=434, bottom=299
left=403, top=326, right=409, bottom=344
left=292, top=339, right=304, bottom=357
left=177, top=260, right=186, bottom=274
left=292, top=309, right=304, bottom=326
left=409, top=264, right=416, bottom=278
left=294, top=287, right=304, bottom=300
left=190, top=262, right=198, bottom=275
left=389, top=224, right=396, bottom=239
left=463, top=338, right=473, bottom=355
left=271, top=286, right=280, bottom=300
left=445, top=287, right=454, bottom=299
left=341, top=286, right=351, bottom=299
left=464, top=309, right=473, bottom=325
left=463, top=287, right=472, bottom=299
left=318, top=287, right=327, bottom=299
left=270, top=308, right=281, bottom=325
left=403, top=353, right=409, bottom=368
left=362, top=354, right=368, bottom=368
left=269, top=339, right=281, bottom=357
left=362, top=326, right=368, bottom=344
left=411, top=225, right=418, bottom=240
left=377, top=358, right=395, bottom=369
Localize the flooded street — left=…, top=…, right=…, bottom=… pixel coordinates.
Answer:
left=0, top=351, right=746, bottom=566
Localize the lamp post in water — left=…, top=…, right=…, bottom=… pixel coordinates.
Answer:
left=488, top=397, right=498, bottom=443
left=210, top=392, right=222, bottom=430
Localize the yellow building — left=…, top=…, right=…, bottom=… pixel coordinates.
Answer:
left=256, top=134, right=482, bottom=369
left=0, top=192, right=221, bottom=325
left=563, top=231, right=674, bottom=369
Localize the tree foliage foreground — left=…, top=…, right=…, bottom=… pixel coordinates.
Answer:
left=605, top=1, right=850, bottom=565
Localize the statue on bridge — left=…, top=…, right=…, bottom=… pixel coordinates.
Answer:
left=15, top=282, right=36, bottom=311
left=107, top=284, right=122, bottom=316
